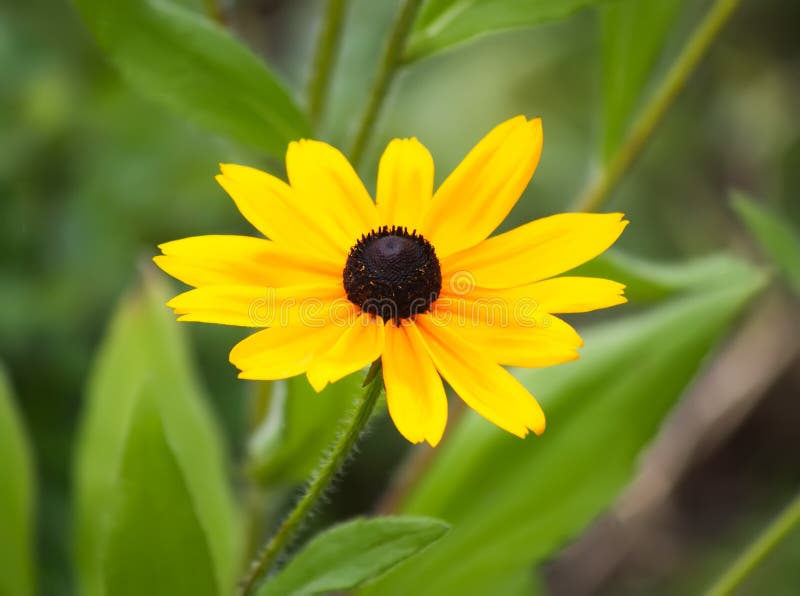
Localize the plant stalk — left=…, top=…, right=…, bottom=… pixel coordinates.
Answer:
left=573, top=0, right=742, bottom=212
left=308, top=0, right=350, bottom=127
left=348, top=0, right=424, bottom=167
left=239, top=363, right=384, bottom=595
left=706, top=491, right=800, bottom=596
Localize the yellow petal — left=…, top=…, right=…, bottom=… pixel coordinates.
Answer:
left=376, top=138, right=434, bottom=231
left=382, top=321, right=448, bottom=446
left=306, top=313, right=385, bottom=392
left=216, top=164, right=347, bottom=263
left=166, top=284, right=346, bottom=327
left=442, top=212, right=628, bottom=288
left=155, top=235, right=340, bottom=288
left=419, top=116, right=543, bottom=257
left=426, top=308, right=579, bottom=368
left=286, top=140, right=379, bottom=246
left=230, top=318, right=350, bottom=380
left=431, top=288, right=583, bottom=348
left=492, top=277, right=627, bottom=314
left=415, top=314, right=545, bottom=437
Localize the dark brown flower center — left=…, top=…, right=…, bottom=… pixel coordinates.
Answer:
left=343, top=226, right=441, bottom=323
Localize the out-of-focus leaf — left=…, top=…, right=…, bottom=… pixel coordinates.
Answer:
left=258, top=516, right=449, bottom=596
left=0, top=365, right=36, bottom=596
left=492, top=569, right=543, bottom=596
left=364, top=259, right=766, bottom=596
left=732, top=191, right=800, bottom=294
left=103, top=389, right=218, bottom=596
left=602, top=0, right=684, bottom=160
left=249, top=373, right=362, bottom=484
left=572, top=249, right=756, bottom=302
left=406, top=0, right=607, bottom=62
left=74, top=273, right=240, bottom=596
left=74, top=0, right=309, bottom=156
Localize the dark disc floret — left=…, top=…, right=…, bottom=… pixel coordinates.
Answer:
left=343, top=226, right=442, bottom=323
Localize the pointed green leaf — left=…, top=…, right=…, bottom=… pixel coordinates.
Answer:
left=732, top=192, right=800, bottom=294
left=602, top=0, right=685, bottom=159
left=572, top=249, right=757, bottom=302
left=249, top=373, right=362, bottom=485
left=74, top=273, right=240, bottom=596
left=258, top=517, right=449, bottom=596
left=103, top=389, right=218, bottom=596
left=74, top=0, right=309, bottom=156
left=406, top=0, right=608, bottom=62
left=0, top=365, right=36, bottom=596
left=364, top=258, right=766, bottom=596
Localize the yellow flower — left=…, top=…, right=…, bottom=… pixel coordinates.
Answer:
left=155, top=116, right=627, bottom=447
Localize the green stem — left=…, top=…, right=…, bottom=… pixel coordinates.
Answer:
left=573, top=0, right=742, bottom=212
left=348, top=0, right=424, bottom=167
left=706, top=491, right=800, bottom=596
left=239, top=363, right=384, bottom=595
left=307, top=0, right=350, bottom=127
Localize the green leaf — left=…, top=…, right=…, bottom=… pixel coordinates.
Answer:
left=490, top=568, right=543, bottom=596
left=74, top=273, right=240, bottom=596
left=363, top=259, right=766, bottom=596
left=103, top=389, right=218, bottom=596
left=0, top=365, right=36, bottom=596
left=258, top=516, right=449, bottom=596
left=249, top=373, right=362, bottom=485
left=601, top=0, right=685, bottom=159
left=406, top=0, right=608, bottom=62
left=74, top=0, right=309, bottom=156
left=732, top=191, right=800, bottom=294
left=572, top=249, right=757, bottom=302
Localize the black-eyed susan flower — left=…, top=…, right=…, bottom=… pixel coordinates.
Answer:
left=155, top=116, right=627, bottom=447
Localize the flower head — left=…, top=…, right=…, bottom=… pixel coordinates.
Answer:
left=155, top=116, right=627, bottom=446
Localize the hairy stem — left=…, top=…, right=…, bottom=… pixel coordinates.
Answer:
left=348, top=0, right=424, bottom=167
left=573, top=0, right=742, bottom=212
left=308, top=0, right=350, bottom=127
left=239, top=363, right=384, bottom=595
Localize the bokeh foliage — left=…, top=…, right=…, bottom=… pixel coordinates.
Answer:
left=0, top=366, right=36, bottom=596
left=74, top=276, right=240, bottom=596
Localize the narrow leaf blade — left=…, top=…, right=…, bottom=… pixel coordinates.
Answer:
left=0, top=365, right=36, bottom=596
left=103, top=389, right=218, bottom=596
left=74, top=273, right=240, bottom=596
left=259, top=516, right=449, bottom=596
left=407, top=0, right=608, bottom=62
left=572, top=249, right=757, bottom=302
left=732, top=192, right=800, bottom=294
left=74, top=0, right=309, bottom=156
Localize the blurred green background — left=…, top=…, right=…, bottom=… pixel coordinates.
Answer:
left=1, top=0, right=798, bottom=594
